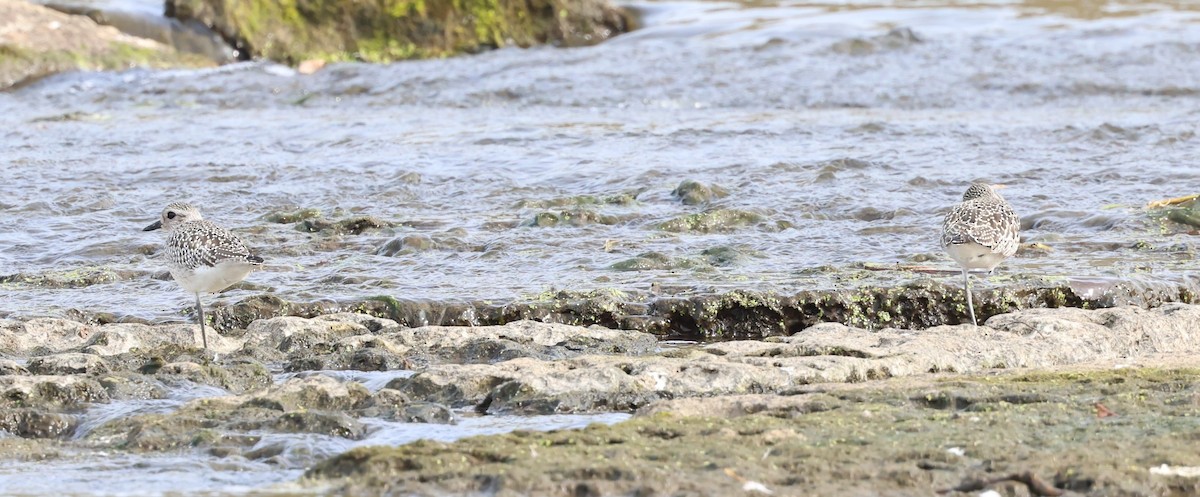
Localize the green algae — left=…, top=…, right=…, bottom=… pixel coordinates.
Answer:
left=304, top=367, right=1200, bottom=496
left=167, top=0, right=633, bottom=64
left=523, top=209, right=622, bottom=227
left=656, top=208, right=765, bottom=233
left=0, top=266, right=132, bottom=289
left=263, top=208, right=322, bottom=223
left=671, top=179, right=729, bottom=205
left=1, top=40, right=210, bottom=89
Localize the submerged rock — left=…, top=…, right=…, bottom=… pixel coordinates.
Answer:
left=671, top=179, right=729, bottom=205
left=0, top=409, right=78, bottom=439
left=297, top=216, right=391, bottom=234
left=165, top=0, right=633, bottom=64
left=656, top=208, right=765, bottom=233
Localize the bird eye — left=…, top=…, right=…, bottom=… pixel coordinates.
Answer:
left=167, top=211, right=177, bottom=219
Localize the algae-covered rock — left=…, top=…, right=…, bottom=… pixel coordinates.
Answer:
left=656, top=208, right=765, bottom=233
left=0, top=409, right=79, bottom=439
left=273, top=411, right=365, bottom=439
left=387, top=304, right=1200, bottom=414
left=165, top=0, right=633, bottom=64
left=242, top=375, right=370, bottom=412
left=671, top=179, right=729, bottom=205
left=523, top=209, right=622, bottom=227
left=307, top=367, right=1200, bottom=497
left=154, top=360, right=271, bottom=394
left=0, top=0, right=212, bottom=89
left=297, top=215, right=391, bottom=234
left=386, top=320, right=657, bottom=363
left=26, top=353, right=110, bottom=375
left=0, top=375, right=109, bottom=408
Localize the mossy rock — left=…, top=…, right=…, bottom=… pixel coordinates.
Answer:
left=165, top=0, right=634, bottom=64
left=0, top=1, right=212, bottom=89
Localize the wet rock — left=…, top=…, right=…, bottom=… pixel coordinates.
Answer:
left=104, top=413, right=217, bottom=451
left=192, top=276, right=1200, bottom=342
left=0, top=0, right=211, bottom=89
left=155, top=361, right=270, bottom=394
left=376, top=235, right=438, bottom=256
left=98, top=373, right=170, bottom=400
left=263, top=208, right=321, bottom=224
left=0, top=408, right=78, bottom=439
left=1157, top=198, right=1200, bottom=230
left=609, top=252, right=691, bottom=271
left=515, top=192, right=640, bottom=209
left=282, top=334, right=414, bottom=372
left=165, top=0, right=632, bottom=64
left=210, top=294, right=329, bottom=335
left=243, top=316, right=373, bottom=352
left=523, top=210, right=621, bottom=227
left=0, top=375, right=109, bottom=408
left=832, top=27, right=922, bottom=55
left=389, top=304, right=1200, bottom=414
left=273, top=411, right=365, bottom=439
left=355, top=388, right=456, bottom=422
left=306, top=367, right=1200, bottom=497
left=656, top=209, right=765, bottom=233
left=386, top=320, right=657, bottom=363
left=83, top=323, right=228, bottom=356
left=242, top=375, right=370, bottom=412
left=296, top=216, right=391, bottom=234
left=26, top=353, right=110, bottom=375
left=0, top=267, right=139, bottom=290
left=0, top=318, right=91, bottom=355
left=312, top=313, right=399, bottom=333
left=397, top=402, right=455, bottom=424
left=0, top=358, right=29, bottom=376
left=671, top=179, right=729, bottom=205
left=637, top=393, right=834, bottom=418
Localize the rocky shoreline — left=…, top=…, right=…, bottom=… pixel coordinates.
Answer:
left=3, top=304, right=1200, bottom=495
left=1, top=0, right=633, bottom=89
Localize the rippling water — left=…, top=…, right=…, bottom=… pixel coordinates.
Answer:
left=0, top=371, right=629, bottom=496
left=1, top=0, right=1198, bottom=322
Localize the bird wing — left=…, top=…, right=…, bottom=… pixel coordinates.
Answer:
left=170, top=221, right=263, bottom=268
left=941, top=200, right=1021, bottom=256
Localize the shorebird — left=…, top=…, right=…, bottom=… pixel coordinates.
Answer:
left=144, top=203, right=263, bottom=348
left=941, top=183, right=1020, bottom=326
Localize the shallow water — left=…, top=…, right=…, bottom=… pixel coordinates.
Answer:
left=0, top=369, right=630, bottom=496
left=3, top=0, right=1200, bottom=323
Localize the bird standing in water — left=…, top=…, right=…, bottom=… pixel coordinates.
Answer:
left=941, top=183, right=1020, bottom=326
left=144, top=202, right=263, bottom=348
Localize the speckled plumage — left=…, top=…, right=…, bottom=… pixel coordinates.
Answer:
left=144, top=202, right=263, bottom=349
left=940, top=184, right=1021, bottom=261
left=941, top=184, right=1021, bottom=326
left=164, top=219, right=262, bottom=274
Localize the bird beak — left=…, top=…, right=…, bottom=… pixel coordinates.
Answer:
left=143, top=220, right=162, bottom=231
left=992, top=184, right=1009, bottom=190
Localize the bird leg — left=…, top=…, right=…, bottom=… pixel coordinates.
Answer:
left=195, top=292, right=208, bottom=349
left=962, top=268, right=977, bottom=326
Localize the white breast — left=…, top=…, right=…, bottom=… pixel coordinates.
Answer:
left=945, top=242, right=1009, bottom=272
left=170, top=261, right=256, bottom=294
